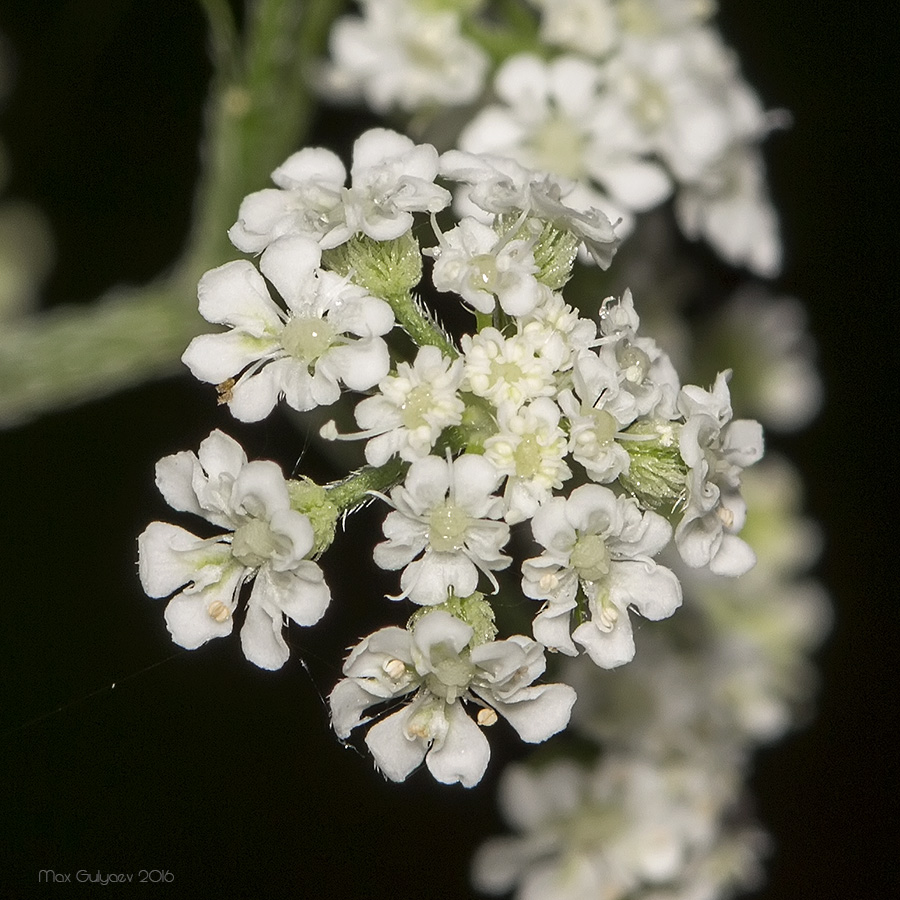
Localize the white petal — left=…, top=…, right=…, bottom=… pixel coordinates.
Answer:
left=413, top=610, right=474, bottom=659
left=182, top=331, right=277, bottom=385
left=231, top=459, right=291, bottom=519
left=573, top=610, right=635, bottom=669
left=196, top=429, right=248, bottom=482
left=597, top=156, right=672, bottom=211
left=138, top=522, right=232, bottom=598
left=164, top=588, right=237, bottom=650
left=197, top=260, right=282, bottom=333
left=610, top=560, right=682, bottom=621
left=724, top=418, right=765, bottom=467
left=329, top=679, right=380, bottom=739
left=240, top=599, right=290, bottom=670
left=487, top=683, right=576, bottom=743
left=351, top=129, right=416, bottom=180
left=328, top=338, right=390, bottom=391
left=710, top=534, right=757, bottom=576
left=273, top=147, right=345, bottom=190
left=228, top=363, right=284, bottom=421
left=532, top=602, right=578, bottom=656
left=365, top=705, right=427, bottom=782
left=425, top=701, right=490, bottom=787
left=258, top=234, right=322, bottom=307
left=403, top=552, right=477, bottom=606
left=153, top=452, right=204, bottom=518
left=252, top=563, right=331, bottom=627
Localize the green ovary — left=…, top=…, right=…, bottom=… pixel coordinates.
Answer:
left=529, top=113, right=588, bottom=181
left=490, top=358, right=523, bottom=386
left=401, top=384, right=435, bottom=430
left=231, top=519, right=278, bottom=568
left=514, top=434, right=543, bottom=478
left=467, top=254, right=500, bottom=295
left=281, top=316, right=336, bottom=364
left=428, top=501, right=470, bottom=552
left=570, top=534, right=611, bottom=583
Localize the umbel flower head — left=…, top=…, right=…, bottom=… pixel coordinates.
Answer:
left=329, top=609, right=576, bottom=787
left=137, top=430, right=330, bottom=670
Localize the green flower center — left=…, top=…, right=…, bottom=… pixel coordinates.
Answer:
left=489, top=358, right=524, bottom=386
left=428, top=501, right=470, bottom=552
left=468, top=253, right=500, bottom=295
left=514, top=433, right=543, bottom=478
left=529, top=112, right=588, bottom=180
left=570, top=534, right=611, bottom=583
left=231, top=519, right=279, bottom=568
left=401, top=384, right=435, bottom=430
left=281, top=315, right=336, bottom=364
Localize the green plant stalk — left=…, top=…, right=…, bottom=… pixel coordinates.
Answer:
left=0, top=0, right=348, bottom=428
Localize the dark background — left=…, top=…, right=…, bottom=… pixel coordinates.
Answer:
left=0, top=2, right=895, bottom=897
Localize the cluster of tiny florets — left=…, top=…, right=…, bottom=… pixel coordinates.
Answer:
left=138, top=128, right=762, bottom=788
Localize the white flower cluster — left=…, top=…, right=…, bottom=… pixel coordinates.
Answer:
left=472, top=457, right=830, bottom=900
left=320, top=0, right=784, bottom=275
left=138, top=129, right=763, bottom=789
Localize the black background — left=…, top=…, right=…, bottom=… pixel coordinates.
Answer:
left=0, top=2, right=896, bottom=898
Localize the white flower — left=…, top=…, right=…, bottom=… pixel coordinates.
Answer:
left=602, top=28, right=767, bottom=184
left=329, top=610, right=576, bottom=787
left=708, top=290, right=822, bottom=431
left=228, top=128, right=450, bottom=253
left=675, top=372, right=764, bottom=576
left=580, top=289, right=680, bottom=426
left=429, top=216, right=543, bottom=317
left=675, top=143, right=782, bottom=276
left=372, top=454, right=511, bottom=605
left=460, top=54, right=671, bottom=215
left=461, top=327, right=557, bottom=409
left=137, top=430, right=330, bottom=670
left=522, top=483, right=681, bottom=668
left=559, top=388, right=632, bottom=484
left=483, top=397, right=572, bottom=524
left=532, top=0, right=619, bottom=57
left=181, top=235, right=394, bottom=421
left=322, top=0, right=489, bottom=113
left=440, top=150, right=619, bottom=268
left=348, top=345, right=465, bottom=466
left=518, top=290, right=597, bottom=373
left=473, top=754, right=742, bottom=899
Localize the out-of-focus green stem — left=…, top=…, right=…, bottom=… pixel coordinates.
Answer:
left=0, top=0, right=348, bottom=428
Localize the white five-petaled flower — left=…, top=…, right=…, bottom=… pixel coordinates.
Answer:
left=349, top=345, right=466, bottom=466
left=137, top=430, right=330, bottom=670
left=328, top=610, right=576, bottom=787
left=484, top=397, right=572, bottom=524
left=675, top=371, right=764, bottom=576
left=440, top=150, right=620, bottom=268
left=429, top=215, right=544, bottom=317
left=228, top=128, right=451, bottom=253
left=461, top=327, right=558, bottom=410
left=459, top=54, right=672, bottom=217
left=522, top=483, right=682, bottom=669
left=323, top=0, right=489, bottom=113
left=182, top=235, right=394, bottom=421
left=372, top=454, right=511, bottom=606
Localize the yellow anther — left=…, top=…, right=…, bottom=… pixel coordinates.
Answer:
left=477, top=708, right=498, bottom=727
left=208, top=600, right=231, bottom=623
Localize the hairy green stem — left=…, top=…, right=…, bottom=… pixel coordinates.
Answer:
left=327, top=457, right=408, bottom=513
left=0, top=0, right=348, bottom=428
